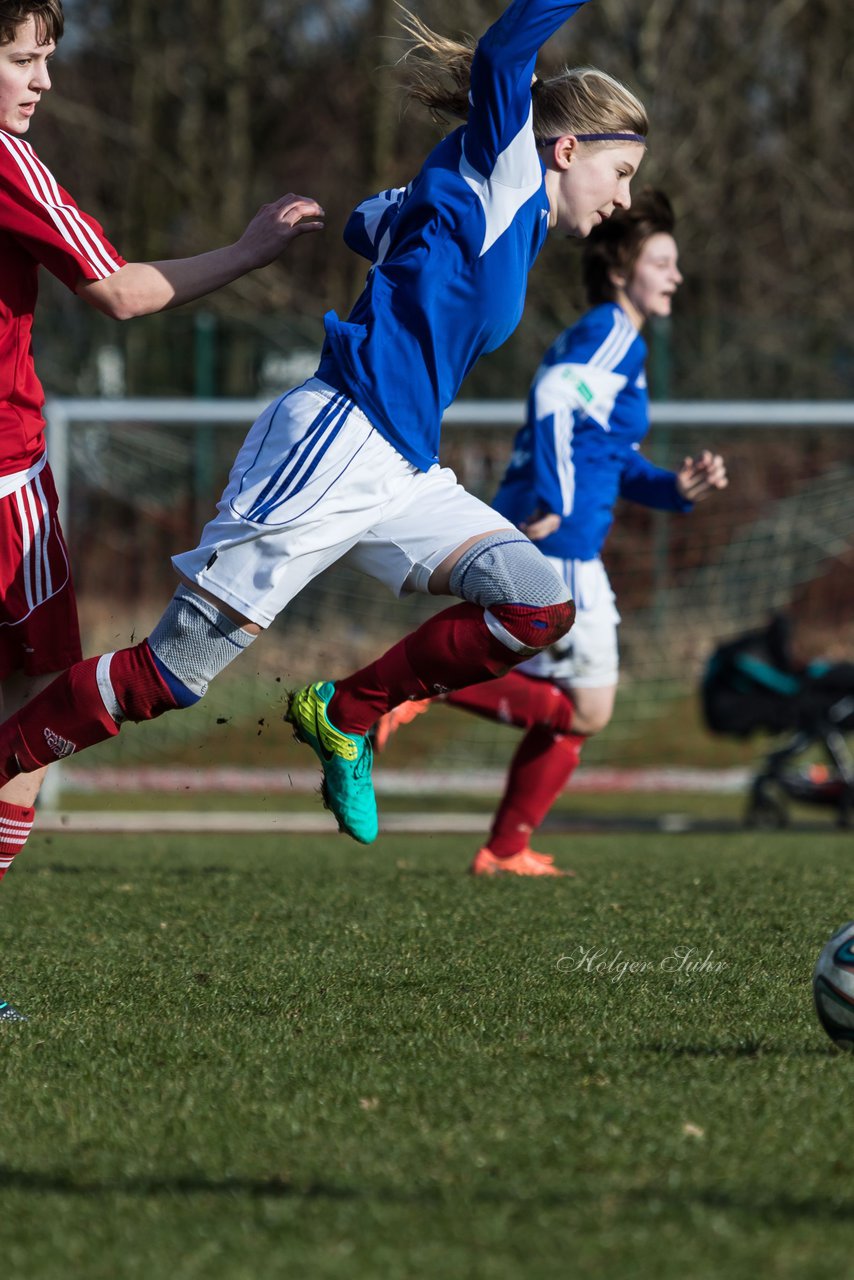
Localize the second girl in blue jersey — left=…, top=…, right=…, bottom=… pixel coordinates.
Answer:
left=376, top=190, right=728, bottom=874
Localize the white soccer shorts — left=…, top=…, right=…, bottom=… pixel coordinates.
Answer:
left=518, top=555, right=620, bottom=689
left=173, top=378, right=516, bottom=627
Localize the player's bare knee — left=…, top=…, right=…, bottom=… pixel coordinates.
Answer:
left=573, top=708, right=611, bottom=736
left=571, top=692, right=616, bottom=736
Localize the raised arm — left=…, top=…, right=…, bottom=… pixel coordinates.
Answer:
left=77, top=194, right=324, bottom=320
left=464, top=0, right=591, bottom=179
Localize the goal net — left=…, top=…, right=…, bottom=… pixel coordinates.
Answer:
left=45, top=398, right=854, bottom=794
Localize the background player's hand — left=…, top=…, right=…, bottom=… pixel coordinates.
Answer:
left=519, top=509, right=561, bottom=541
left=676, top=450, right=728, bottom=502
left=237, top=195, right=325, bottom=268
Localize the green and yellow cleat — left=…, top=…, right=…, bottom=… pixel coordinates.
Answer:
left=286, top=681, right=378, bottom=844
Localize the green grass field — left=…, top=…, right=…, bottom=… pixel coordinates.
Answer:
left=2, top=825, right=852, bottom=1279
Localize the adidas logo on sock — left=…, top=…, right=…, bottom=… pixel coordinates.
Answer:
left=43, top=727, right=77, bottom=759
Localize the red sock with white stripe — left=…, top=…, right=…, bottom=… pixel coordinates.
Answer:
left=0, top=799, right=35, bottom=883
left=487, top=728, right=585, bottom=858
left=0, top=643, right=179, bottom=785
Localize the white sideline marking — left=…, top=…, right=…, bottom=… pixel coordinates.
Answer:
left=35, top=811, right=492, bottom=835
left=59, top=765, right=751, bottom=795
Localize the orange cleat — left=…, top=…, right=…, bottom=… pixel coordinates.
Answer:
left=469, top=846, right=575, bottom=877
left=371, top=698, right=432, bottom=753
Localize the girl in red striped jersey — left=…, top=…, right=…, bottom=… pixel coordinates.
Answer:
left=0, top=0, right=323, bottom=1021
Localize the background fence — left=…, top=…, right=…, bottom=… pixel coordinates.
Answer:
left=43, top=397, right=854, bottom=798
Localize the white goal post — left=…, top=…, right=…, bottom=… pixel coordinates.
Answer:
left=44, top=396, right=854, bottom=517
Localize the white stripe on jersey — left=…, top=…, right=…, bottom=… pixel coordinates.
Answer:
left=0, top=132, right=119, bottom=279
left=532, top=363, right=582, bottom=518
left=12, top=134, right=119, bottom=276
left=590, top=308, right=636, bottom=371
left=361, top=188, right=406, bottom=265
left=553, top=404, right=575, bottom=517
left=531, top=316, right=637, bottom=518
left=460, top=105, right=543, bottom=258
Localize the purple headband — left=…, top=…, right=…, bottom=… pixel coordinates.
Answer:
left=538, top=132, right=646, bottom=145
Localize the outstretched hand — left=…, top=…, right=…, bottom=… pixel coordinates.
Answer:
left=237, top=194, right=325, bottom=269
left=676, top=450, right=728, bottom=502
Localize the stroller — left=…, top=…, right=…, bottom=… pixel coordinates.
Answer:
left=702, top=616, right=854, bottom=827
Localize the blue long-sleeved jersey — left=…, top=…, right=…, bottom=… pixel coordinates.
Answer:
left=493, top=303, right=692, bottom=560
left=317, top=0, right=590, bottom=473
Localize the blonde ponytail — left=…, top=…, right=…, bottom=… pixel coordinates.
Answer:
left=396, top=7, right=647, bottom=142
left=397, top=8, right=476, bottom=124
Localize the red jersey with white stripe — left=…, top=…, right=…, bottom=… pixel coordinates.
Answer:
left=0, top=129, right=125, bottom=477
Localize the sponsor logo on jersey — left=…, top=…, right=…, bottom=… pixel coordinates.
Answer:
left=562, top=370, right=594, bottom=404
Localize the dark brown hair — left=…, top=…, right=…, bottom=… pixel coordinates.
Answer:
left=582, top=189, right=676, bottom=306
left=0, top=1, right=63, bottom=47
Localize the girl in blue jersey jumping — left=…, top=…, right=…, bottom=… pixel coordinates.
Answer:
left=0, top=0, right=652, bottom=848
left=375, top=190, right=728, bottom=874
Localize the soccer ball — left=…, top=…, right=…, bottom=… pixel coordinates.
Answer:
left=813, top=921, right=854, bottom=1050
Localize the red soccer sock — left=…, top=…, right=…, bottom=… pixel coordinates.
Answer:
left=488, top=727, right=585, bottom=858
left=0, top=642, right=179, bottom=783
left=330, top=603, right=522, bottom=736
left=446, top=670, right=575, bottom=734
left=0, top=656, right=118, bottom=780
left=0, top=798, right=35, bottom=884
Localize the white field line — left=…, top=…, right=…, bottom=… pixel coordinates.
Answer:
left=59, top=765, right=751, bottom=796
left=36, top=811, right=496, bottom=834
left=38, top=766, right=752, bottom=834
